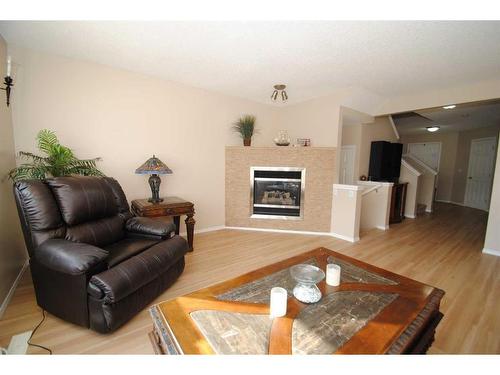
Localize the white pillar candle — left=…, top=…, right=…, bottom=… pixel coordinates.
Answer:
left=6, top=56, right=11, bottom=77
left=326, top=264, right=341, bottom=286
left=269, top=287, right=287, bottom=318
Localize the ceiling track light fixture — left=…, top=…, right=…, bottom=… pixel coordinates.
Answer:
left=271, top=84, right=287, bottom=102
left=443, top=104, right=456, bottom=110
left=426, top=126, right=440, bottom=132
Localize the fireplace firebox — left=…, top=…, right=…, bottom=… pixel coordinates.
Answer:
left=250, top=167, right=305, bottom=219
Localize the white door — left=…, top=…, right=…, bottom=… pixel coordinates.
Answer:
left=407, top=142, right=441, bottom=171
left=340, top=145, right=356, bottom=185
left=464, top=137, right=497, bottom=211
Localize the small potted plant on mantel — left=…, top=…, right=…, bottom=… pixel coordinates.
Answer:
left=232, top=114, right=257, bottom=146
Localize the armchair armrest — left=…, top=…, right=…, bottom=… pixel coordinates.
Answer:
left=35, top=239, right=108, bottom=275
left=125, top=217, right=176, bottom=238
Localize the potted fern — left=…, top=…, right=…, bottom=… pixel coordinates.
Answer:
left=232, top=115, right=257, bottom=146
left=7, top=129, right=104, bottom=182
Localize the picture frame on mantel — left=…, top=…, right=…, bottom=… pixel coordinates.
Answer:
left=296, top=138, right=311, bottom=147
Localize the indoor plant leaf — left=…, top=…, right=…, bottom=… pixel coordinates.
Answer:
left=6, top=129, right=104, bottom=182
left=232, top=114, right=257, bottom=145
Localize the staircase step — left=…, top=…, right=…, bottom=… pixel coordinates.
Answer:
left=417, top=204, right=427, bottom=215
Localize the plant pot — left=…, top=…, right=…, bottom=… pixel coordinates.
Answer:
left=243, top=138, right=251, bottom=146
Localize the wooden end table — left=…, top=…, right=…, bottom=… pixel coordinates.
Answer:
left=131, top=197, right=195, bottom=251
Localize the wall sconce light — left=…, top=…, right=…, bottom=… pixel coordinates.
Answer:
left=1, top=56, right=14, bottom=107
left=271, top=84, right=288, bottom=102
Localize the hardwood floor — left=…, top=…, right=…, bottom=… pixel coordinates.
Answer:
left=0, top=202, right=498, bottom=354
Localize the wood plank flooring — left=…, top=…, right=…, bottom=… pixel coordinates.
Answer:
left=0, top=202, right=498, bottom=354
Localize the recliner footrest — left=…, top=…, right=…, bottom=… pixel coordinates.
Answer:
left=89, top=236, right=188, bottom=303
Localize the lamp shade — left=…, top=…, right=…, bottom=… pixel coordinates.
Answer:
left=135, top=155, right=173, bottom=175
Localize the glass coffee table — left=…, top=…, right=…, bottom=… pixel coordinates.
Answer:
left=149, top=247, right=444, bottom=354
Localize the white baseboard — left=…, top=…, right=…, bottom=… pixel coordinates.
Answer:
left=0, top=260, right=28, bottom=319
left=226, top=226, right=359, bottom=243
left=376, top=225, right=390, bottom=231
left=226, top=226, right=332, bottom=237
left=179, top=225, right=225, bottom=237
left=482, top=248, right=500, bottom=257
left=405, top=214, right=416, bottom=219
left=330, top=232, right=360, bottom=243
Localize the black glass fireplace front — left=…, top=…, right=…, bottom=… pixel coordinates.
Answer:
left=250, top=167, right=305, bottom=219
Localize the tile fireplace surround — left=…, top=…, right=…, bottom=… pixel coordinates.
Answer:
left=225, top=146, right=336, bottom=232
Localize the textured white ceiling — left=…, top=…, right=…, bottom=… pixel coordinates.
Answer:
left=1, top=21, right=500, bottom=105
left=393, top=100, right=500, bottom=135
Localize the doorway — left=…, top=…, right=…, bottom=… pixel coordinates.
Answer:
left=340, top=145, right=356, bottom=185
left=464, top=137, right=497, bottom=211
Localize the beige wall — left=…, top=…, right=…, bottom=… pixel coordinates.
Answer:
left=341, top=123, right=362, bottom=146
left=341, top=124, right=362, bottom=180
left=277, top=95, right=341, bottom=147
left=331, top=185, right=362, bottom=242
left=399, top=163, right=420, bottom=218
left=276, top=88, right=385, bottom=150
left=358, top=181, right=393, bottom=230
left=417, top=172, right=437, bottom=212
left=0, top=36, right=27, bottom=311
left=451, top=126, right=500, bottom=203
left=9, top=46, right=281, bottom=232
left=401, top=132, right=459, bottom=202
left=401, top=156, right=436, bottom=213
left=484, top=137, right=500, bottom=254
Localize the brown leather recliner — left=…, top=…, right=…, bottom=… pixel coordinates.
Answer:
left=13, top=176, right=188, bottom=333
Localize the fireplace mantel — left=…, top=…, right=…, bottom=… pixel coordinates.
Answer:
left=225, top=146, right=336, bottom=232
left=225, top=146, right=336, bottom=151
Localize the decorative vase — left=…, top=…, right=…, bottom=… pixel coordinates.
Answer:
left=290, top=264, right=325, bottom=304
left=243, top=138, right=251, bottom=146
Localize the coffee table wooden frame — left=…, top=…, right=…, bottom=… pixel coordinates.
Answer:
left=150, top=247, right=444, bottom=354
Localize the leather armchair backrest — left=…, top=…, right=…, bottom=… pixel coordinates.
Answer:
left=14, top=176, right=132, bottom=255
left=47, top=177, right=119, bottom=226
left=46, top=176, right=127, bottom=247
left=103, top=177, right=133, bottom=221
left=13, top=179, right=66, bottom=257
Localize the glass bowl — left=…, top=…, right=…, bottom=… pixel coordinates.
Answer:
left=290, top=264, right=325, bottom=303
left=290, top=264, right=325, bottom=285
